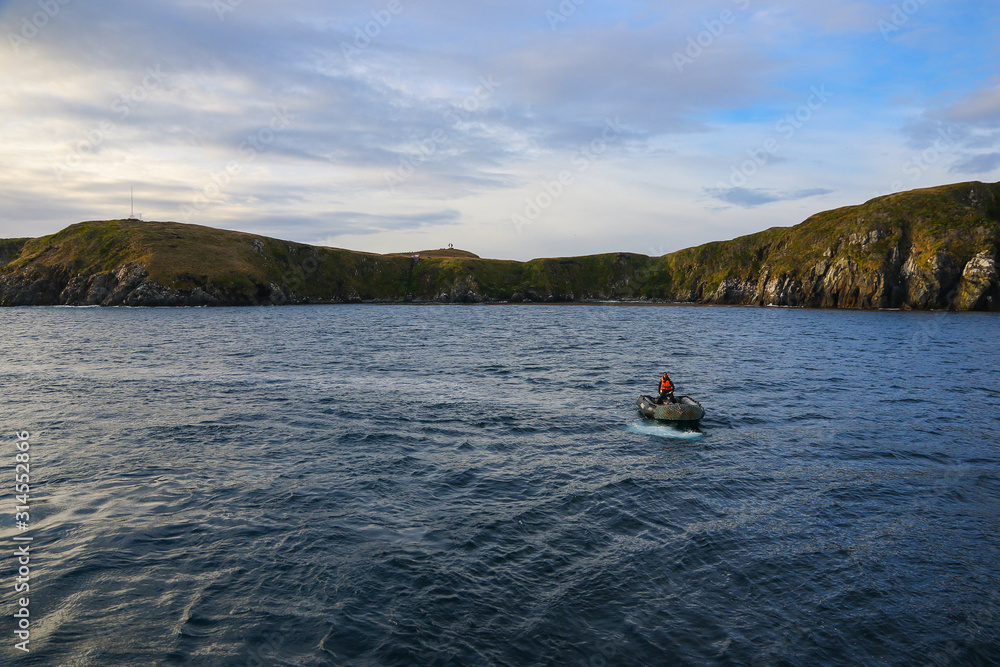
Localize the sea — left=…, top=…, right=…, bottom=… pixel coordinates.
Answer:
left=1, top=304, right=998, bottom=666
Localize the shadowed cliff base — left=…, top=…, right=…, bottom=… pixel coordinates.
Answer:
left=1, top=181, right=998, bottom=310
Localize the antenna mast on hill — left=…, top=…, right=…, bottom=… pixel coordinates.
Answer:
left=128, top=186, right=141, bottom=221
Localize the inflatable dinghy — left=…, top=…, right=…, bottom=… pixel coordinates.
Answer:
left=636, top=395, right=705, bottom=422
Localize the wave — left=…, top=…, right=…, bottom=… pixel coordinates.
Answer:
left=625, top=422, right=705, bottom=441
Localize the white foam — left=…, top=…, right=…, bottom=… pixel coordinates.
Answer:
left=626, top=422, right=705, bottom=441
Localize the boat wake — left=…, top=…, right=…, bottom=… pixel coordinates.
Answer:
left=626, top=422, right=704, bottom=441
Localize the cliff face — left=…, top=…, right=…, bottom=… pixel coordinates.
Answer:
left=1, top=181, right=998, bottom=310
left=696, top=181, right=1000, bottom=311
left=616, top=180, right=998, bottom=311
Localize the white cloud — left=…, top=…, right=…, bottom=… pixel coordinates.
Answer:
left=942, top=81, right=1000, bottom=127
left=0, top=0, right=998, bottom=259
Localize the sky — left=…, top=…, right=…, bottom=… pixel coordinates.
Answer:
left=1, top=0, right=998, bottom=261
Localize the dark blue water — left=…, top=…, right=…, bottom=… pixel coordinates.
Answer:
left=2, top=305, right=998, bottom=666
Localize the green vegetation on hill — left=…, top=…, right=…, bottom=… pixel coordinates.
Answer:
left=0, top=238, right=31, bottom=268
left=1, top=181, right=998, bottom=310
left=391, top=248, right=480, bottom=259
left=1, top=220, right=413, bottom=304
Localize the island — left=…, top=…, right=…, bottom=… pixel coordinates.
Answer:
left=1, top=181, right=997, bottom=311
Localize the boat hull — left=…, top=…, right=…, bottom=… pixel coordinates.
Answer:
left=636, top=395, right=705, bottom=422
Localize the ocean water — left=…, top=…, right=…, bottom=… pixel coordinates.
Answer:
left=1, top=304, right=998, bottom=666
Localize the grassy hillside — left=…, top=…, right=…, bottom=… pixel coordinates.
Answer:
left=0, top=237, right=31, bottom=268
left=391, top=248, right=481, bottom=259
left=1, top=181, right=998, bottom=309
left=3, top=220, right=413, bottom=303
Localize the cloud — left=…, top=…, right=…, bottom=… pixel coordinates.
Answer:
left=903, top=80, right=1000, bottom=179
left=321, top=209, right=463, bottom=236
left=0, top=0, right=998, bottom=259
left=941, top=82, right=1000, bottom=128
left=906, top=81, right=1000, bottom=147
left=705, top=186, right=833, bottom=208
left=949, top=152, right=1000, bottom=175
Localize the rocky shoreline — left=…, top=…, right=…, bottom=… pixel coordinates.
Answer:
left=2, top=247, right=995, bottom=310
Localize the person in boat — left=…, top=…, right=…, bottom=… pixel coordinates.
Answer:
left=657, top=372, right=677, bottom=404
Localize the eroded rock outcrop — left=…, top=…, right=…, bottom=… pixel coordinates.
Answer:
left=955, top=250, right=998, bottom=311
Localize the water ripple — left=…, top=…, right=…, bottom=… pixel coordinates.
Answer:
left=0, top=305, right=998, bottom=665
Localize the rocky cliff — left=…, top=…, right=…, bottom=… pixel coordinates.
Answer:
left=643, top=181, right=1000, bottom=310
left=1, top=181, right=998, bottom=310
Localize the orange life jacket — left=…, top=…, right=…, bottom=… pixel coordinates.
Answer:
left=659, top=374, right=674, bottom=393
